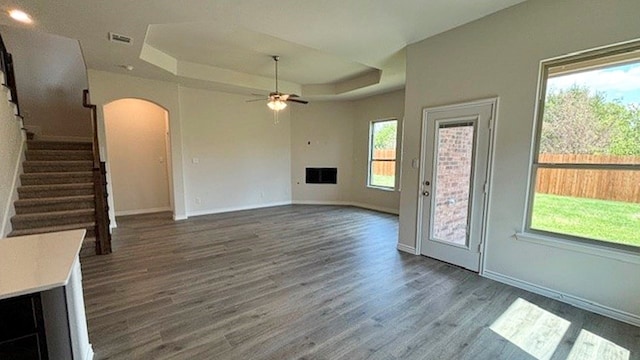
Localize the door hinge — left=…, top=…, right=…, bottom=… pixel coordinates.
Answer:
left=477, top=242, right=483, bottom=252
left=483, top=182, right=488, bottom=194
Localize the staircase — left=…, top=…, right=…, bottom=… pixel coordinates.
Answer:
left=1, top=31, right=111, bottom=254
left=9, top=140, right=97, bottom=237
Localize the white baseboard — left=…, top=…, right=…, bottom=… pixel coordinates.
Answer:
left=85, top=345, right=94, bottom=360
left=351, top=202, right=399, bottom=215
left=291, top=200, right=351, bottom=206
left=483, top=270, right=640, bottom=327
left=187, top=200, right=399, bottom=219
left=173, top=214, right=188, bottom=221
left=187, top=201, right=292, bottom=218
left=1, top=139, right=25, bottom=237
left=292, top=200, right=399, bottom=215
left=397, top=243, right=418, bottom=255
left=115, top=206, right=172, bottom=216
left=37, top=135, right=92, bottom=143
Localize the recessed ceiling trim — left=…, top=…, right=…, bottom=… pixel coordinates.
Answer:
left=140, top=44, right=177, bottom=74
left=176, top=60, right=302, bottom=95
left=335, top=70, right=382, bottom=94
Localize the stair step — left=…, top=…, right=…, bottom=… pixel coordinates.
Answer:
left=15, top=195, right=95, bottom=214
left=23, top=160, right=93, bottom=173
left=20, top=171, right=94, bottom=185
left=18, top=183, right=94, bottom=199
left=8, top=222, right=95, bottom=238
left=26, top=149, right=93, bottom=161
left=11, top=209, right=95, bottom=230
left=27, top=140, right=92, bottom=151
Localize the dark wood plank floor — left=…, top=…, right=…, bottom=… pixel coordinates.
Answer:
left=80, top=205, right=640, bottom=360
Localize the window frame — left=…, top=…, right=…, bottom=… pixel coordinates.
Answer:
left=367, top=118, right=399, bottom=191
left=525, top=39, right=640, bottom=253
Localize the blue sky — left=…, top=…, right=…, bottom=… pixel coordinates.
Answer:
left=547, top=62, right=640, bottom=105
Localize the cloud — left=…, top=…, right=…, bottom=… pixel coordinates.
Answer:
left=548, top=63, right=640, bottom=105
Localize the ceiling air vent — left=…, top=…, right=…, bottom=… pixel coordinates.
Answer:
left=108, top=32, right=132, bottom=45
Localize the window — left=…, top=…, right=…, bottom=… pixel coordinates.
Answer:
left=527, top=40, right=640, bottom=250
left=368, top=119, right=398, bottom=189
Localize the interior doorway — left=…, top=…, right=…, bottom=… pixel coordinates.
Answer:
left=103, top=98, right=172, bottom=217
left=417, top=99, right=496, bottom=272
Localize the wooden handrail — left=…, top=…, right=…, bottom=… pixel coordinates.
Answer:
left=83, top=89, right=112, bottom=255
left=82, top=89, right=101, bottom=168
left=0, top=33, right=21, bottom=117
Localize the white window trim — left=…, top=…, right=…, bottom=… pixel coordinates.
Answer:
left=367, top=118, right=399, bottom=191
left=522, top=39, right=640, bottom=256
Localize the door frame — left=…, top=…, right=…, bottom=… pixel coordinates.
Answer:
left=415, top=97, right=499, bottom=274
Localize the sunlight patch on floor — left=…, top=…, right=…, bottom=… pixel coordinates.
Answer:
left=566, top=329, right=630, bottom=360
left=490, top=298, right=571, bottom=360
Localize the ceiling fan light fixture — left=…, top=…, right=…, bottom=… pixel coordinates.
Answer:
left=267, top=99, right=287, bottom=111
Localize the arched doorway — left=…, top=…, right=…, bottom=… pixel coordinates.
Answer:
left=103, top=98, right=172, bottom=217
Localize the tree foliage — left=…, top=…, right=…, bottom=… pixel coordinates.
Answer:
left=373, top=122, right=397, bottom=149
left=541, top=86, right=640, bottom=155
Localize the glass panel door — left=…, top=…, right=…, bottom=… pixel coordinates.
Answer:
left=431, top=122, right=476, bottom=247
left=419, top=100, right=495, bottom=272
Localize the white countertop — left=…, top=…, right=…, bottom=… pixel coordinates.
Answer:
left=0, top=229, right=86, bottom=300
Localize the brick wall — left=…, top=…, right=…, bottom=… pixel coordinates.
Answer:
left=432, top=125, right=474, bottom=245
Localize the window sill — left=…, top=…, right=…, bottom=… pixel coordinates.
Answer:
left=367, top=185, right=396, bottom=192
left=514, top=232, right=640, bottom=265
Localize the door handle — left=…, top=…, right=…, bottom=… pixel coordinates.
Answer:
left=422, top=190, right=430, bottom=196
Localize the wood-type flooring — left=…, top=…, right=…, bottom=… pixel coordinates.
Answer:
left=80, top=205, right=640, bottom=359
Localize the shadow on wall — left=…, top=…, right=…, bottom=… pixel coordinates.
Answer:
left=0, top=25, right=92, bottom=140
left=103, top=98, right=172, bottom=217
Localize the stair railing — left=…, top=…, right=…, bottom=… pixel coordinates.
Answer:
left=0, top=33, right=21, bottom=118
left=83, top=89, right=112, bottom=255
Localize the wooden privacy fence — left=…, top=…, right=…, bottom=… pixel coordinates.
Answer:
left=372, top=149, right=396, bottom=176
left=536, top=154, right=640, bottom=203
left=372, top=152, right=640, bottom=203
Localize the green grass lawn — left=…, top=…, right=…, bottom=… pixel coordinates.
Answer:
left=370, top=174, right=395, bottom=188
left=531, top=193, right=640, bottom=247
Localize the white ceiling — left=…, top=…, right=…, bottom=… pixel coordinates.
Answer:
left=0, top=0, right=526, bottom=100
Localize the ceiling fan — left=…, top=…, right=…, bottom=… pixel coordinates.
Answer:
left=247, top=55, right=308, bottom=111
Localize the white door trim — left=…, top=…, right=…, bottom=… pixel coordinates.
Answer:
left=415, top=97, right=499, bottom=274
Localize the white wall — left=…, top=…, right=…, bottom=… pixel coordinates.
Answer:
left=104, top=99, right=171, bottom=215
left=88, top=70, right=406, bottom=223
left=0, top=85, right=25, bottom=237
left=1, top=26, right=91, bottom=140
left=87, top=70, right=187, bottom=223
left=180, top=86, right=292, bottom=215
left=351, top=90, right=404, bottom=214
left=290, top=102, right=355, bottom=204
left=399, top=0, right=640, bottom=323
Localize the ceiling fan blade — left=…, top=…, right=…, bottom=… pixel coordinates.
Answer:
left=287, top=98, right=309, bottom=104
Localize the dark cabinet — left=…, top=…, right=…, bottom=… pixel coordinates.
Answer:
left=0, top=294, right=48, bottom=360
